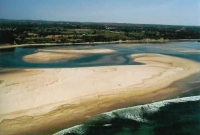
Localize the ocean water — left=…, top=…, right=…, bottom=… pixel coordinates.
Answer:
left=54, top=96, right=200, bottom=135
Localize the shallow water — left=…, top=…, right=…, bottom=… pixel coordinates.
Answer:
left=0, top=42, right=200, bottom=135
left=0, top=42, right=200, bottom=68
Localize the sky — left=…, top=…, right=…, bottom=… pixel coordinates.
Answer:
left=0, top=0, right=199, bottom=26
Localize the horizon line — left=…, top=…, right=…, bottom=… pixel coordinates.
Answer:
left=0, top=18, right=199, bottom=27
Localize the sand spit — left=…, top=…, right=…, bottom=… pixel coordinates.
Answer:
left=23, top=48, right=116, bottom=63
left=178, top=49, right=200, bottom=53
left=0, top=53, right=200, bottom=135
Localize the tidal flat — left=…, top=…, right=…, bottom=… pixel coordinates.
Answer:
left=0, top=42, right=200, bottom=135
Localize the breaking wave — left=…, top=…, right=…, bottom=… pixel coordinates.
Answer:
left=54, top=96, right=200, bottom=135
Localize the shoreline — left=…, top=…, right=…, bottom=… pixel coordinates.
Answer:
left=0, top=39, right=199, bottom=51
left=55, top=95, right=200, bottom=135
left=0, top=53, right=200, bottom=135
left=1, top=73, right=199, bottom=135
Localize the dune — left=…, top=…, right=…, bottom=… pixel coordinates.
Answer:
left=23, top=48, right=116, bottom=63
left=0, top=53, right=200, bottom=135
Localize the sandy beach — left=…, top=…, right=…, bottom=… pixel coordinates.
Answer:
left=0, top=53, right=200, bottom=135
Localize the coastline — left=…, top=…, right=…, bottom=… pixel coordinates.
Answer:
left=0, top=53, right=200, bottom=135
left=0, top=39, right=199, bottom=51
left=55, top=95, right=200, bottom=135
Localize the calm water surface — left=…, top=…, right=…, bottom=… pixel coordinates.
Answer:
left=0, top=42, right=200, bottom=68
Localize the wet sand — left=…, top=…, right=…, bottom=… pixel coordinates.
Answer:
left=0, top=53, right=200, bottom=135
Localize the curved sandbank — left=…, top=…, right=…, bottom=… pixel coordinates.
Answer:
left=23, top=48, right=116, bottom=63
left=0, top=54, right=200, bottom=135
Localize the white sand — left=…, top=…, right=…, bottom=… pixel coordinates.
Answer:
left=23, top=48, right=116, bottom=63
left=0, top=53, right=200, bottom=135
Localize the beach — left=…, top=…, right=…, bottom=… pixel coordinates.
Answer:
left=0, top=52, right=200, bottom=135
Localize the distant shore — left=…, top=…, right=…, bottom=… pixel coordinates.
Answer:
left=0, top=39, right=199, bottom=52
left=0, top=53, right=200, bottom=135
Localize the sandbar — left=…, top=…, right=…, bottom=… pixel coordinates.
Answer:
left=23, top=48, right=116, bottom=63
left=0, top=53, right=200, bottom=135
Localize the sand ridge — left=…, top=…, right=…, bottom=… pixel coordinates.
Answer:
left=23, top=48, right=116, bottom=63
left=0, top=53, right=200, bottom=135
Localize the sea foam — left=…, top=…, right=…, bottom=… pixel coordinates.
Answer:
left=54, top=96, right=200, bottom=135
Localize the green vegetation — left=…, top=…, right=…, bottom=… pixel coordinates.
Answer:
left=0, top=19, right=200, bottom=45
